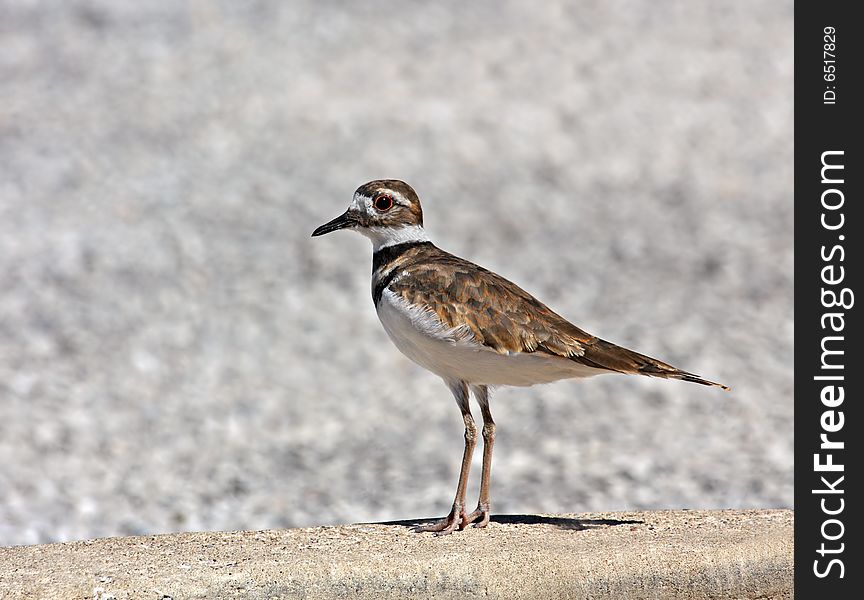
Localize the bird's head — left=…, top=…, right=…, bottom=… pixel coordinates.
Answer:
left=311, top=180, right=428, bottom=250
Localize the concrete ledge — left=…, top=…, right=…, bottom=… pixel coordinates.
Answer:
left=0, top=509, right=792, bottom=599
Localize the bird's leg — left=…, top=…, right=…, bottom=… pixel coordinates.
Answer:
left=463, top=385, right=495, bottom=528
left=417, top=380, right=476, bottom=535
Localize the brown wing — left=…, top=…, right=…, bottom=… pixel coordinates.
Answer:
left=388, top=247, right=729, bottom=389
left=388, top=249, right=593, bottom=357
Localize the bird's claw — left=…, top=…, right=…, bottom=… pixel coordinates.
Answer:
left=461, top=503, right=491, bottom=528
left=416, top=502, right=491, bottom=534
left=415, top=507, right=469, bottom=535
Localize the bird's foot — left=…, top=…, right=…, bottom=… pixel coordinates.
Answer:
left=415, top=505, right=468, bottom=536
left=462, top=502, right=491, bottom=528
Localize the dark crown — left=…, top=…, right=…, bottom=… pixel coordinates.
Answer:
left=355, top=179, right=423, bottom=227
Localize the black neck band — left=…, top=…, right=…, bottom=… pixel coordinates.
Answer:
left=371, top=241, right=432, bottom=304
left=372, top=241, right=432, bottom=274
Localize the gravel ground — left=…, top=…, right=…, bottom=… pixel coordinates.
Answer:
left=0, top=510, right=794, bottom=599
left=0, top=0, right=793, bottom=547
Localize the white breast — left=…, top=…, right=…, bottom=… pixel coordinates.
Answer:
left=375, top=289, right=605, bottom=386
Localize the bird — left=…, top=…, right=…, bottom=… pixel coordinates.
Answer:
left=311, top=179, right=729, bottom=535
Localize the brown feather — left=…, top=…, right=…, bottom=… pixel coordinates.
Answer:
left=377, top=243, right=729, bottom=390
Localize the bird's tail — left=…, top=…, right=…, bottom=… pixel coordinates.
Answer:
left=646, top=366, right=731, bottom=390
left=577, top=338, right=731, bottom=391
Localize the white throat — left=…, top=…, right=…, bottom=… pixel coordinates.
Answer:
left=362, top=225, right=431, bottom=252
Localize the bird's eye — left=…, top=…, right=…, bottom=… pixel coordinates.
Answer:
left=373, top=194, right=394, bottom=212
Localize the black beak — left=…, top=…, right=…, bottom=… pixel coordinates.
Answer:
left=311, top=211, right=355, bottom=237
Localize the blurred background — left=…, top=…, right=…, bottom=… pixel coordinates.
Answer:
left=0, top=0, right=792, bottom=546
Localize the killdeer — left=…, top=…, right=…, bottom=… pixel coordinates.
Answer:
left=312, top=180, right=729, bottom=535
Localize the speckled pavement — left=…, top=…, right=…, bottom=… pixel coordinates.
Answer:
left=0, top=1, right=792, bottom=546
left=0, top=510, right=793, bottom=599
